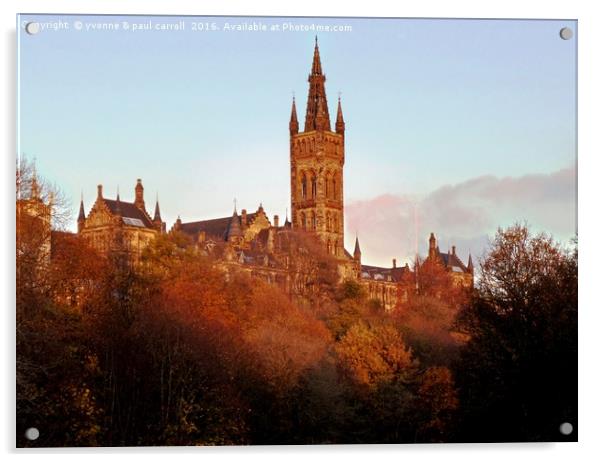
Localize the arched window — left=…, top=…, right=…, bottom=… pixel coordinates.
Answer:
left=326, top=212, right=331, bottom=231
left=311, top=175, right=317, bottom=198
left=325, top=173, right=330, bottom=198
left=311, top=212, right=317, bottom=230
left=331, top=177, right=337, bottom=200
left=334, top=239, right=339, bottom=256
left=301, top=173, right=307, bottom=199
left=333, top=215, right=338, bottom=232
left=326, top=240, right=331, bottom=255
left=300, top=212, right=306, bottom=230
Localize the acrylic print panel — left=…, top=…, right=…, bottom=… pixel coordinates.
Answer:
left=16, top=14, right=577, bottom=447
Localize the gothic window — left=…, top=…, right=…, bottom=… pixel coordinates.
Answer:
left=326, top=240, right=331, bottom=255
left=311, top=212, right=317, bottom=230
left=311, top=175, right=317, bottom=198
left=326, top=212, right=331, bottom=231
left=301, top=173, right=307, bottom=199
left=331, top=177, right=337, bottom=200
left=334, top=239, right=339, bottom=256
left=300, top=212, right=306, bottom=230
left=325, top=173, right=330, bottom=197
left=333, top=215, right=338, bottom=232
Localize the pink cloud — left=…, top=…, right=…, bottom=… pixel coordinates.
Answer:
left=345, top=167, right=576, bottom=267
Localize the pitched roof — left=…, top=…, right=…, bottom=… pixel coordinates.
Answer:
left=436, top=249, right=469, bottom=273
left=102, top=199, right=154, bottom=228
left=180, top=213, right=258, bottom=241
left=360, top=264, right=410, bottom=282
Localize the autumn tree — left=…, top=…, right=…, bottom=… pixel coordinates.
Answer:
left=16, top=159, right=104, bottom=447
left=394, top=257, right=470, bottom=365
left=415, top=366, right=459, bottom=442
left=335, top=322, right=416, bottom=390
left=454, top=224, right=577, bottom=442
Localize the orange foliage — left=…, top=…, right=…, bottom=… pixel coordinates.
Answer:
left=335, top=322, right=415, bottom=388
left=416, top=366, right=459, bottom=441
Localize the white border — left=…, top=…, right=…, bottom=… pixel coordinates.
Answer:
left=3, top=1, right=601, bottom=460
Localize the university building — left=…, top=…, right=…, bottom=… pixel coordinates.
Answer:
left=76, top=39, right=473, bottom=309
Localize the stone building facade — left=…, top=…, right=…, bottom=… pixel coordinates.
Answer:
left=77, top=39, right=473, bottom=310
left=77, top=179, right=165, bottom=262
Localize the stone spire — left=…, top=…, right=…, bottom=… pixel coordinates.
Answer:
left=226, top=207, right=242, bottom=241
left=304, top=37, right=331, bottom=132
left=311, top=36, right=322, bottom=75
left=467, top=253, right=474, bottom=273
left=77, top=192, right=86, bottom=233
left=335, top=95, right=345, bottom=135
left=353, top=235, right=362, bottom=261
left=153, top=194, right=162, bottom=222
left=78, top=192, right=85, bottom=222
left=290, top=96, right=299, bottom=135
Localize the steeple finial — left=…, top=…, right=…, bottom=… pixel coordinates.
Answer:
left=226, top=206, right=242, bottom=241
left=468, top=252, right=474, bottom=272
left=78, top=193, right=86, bottom=222
left=336, top=94, right=345, bottom=135
left=153, top=193, right=162, bottom=222
left=353, top=234, right=362, bottom=261
left=312, top=36, right=322, bottom=75
left=305, top=37, right=331, bottom=132
left=77, top=191, right=86, bottom=232
left=290, top=96, right=299, bottom=135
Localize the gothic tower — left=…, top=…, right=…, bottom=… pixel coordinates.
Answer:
left=290, top=38, right=345, bottom=257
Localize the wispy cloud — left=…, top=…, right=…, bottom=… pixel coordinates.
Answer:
left=345, top=166, right=576, bottom=268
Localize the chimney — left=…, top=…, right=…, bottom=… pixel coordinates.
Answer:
left=429, top=232, right=437, bottom=258
left=274, top=215, right=279, bottom=228
left=97, top=184, right=103, bottom=198
left=392, top=258, right=397, bottom=268
left=135, top=179, right=144, bottom=209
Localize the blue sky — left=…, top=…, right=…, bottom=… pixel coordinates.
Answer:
left=18, top=15, right=576, bottom=266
